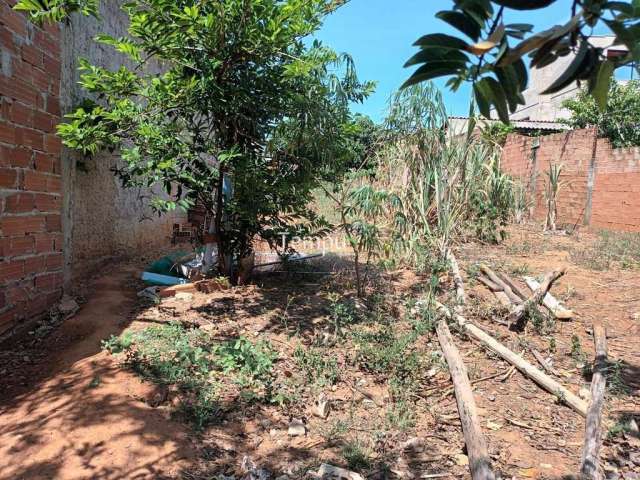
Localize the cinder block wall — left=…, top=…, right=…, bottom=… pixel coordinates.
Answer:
left=502, top=127, right=640, bottom=232
left=0, top=0, right=186, bottom=336
left=0, top=1, right=63, bottom=332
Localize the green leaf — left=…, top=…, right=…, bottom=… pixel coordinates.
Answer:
left=591, top=60, right=615, bottom=111
left=401, top=62, right=464, bottom=89
left=404, top=48, right=468, bottom=67
left=412, top=33, right=469, bottom=50
left=541, top=41, right=589, bottom=94
left=485, top=77, right=510, bottom=123
left=495, top=64, right=522, bottom=112
left=435, top=10, right=482, bottom=41
left=512, top=57, right=528, bottom=91
left=492, top=0, right=557, bottom=10
left=473, top=79, right=492, bottom=119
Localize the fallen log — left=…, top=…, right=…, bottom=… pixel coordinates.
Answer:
left=436, top=302, right=588, bottom=417
left=446, top=249, right=466, bottom=306
left=509, top=269, right=566, bottom=330
left=494, top=291, right=512, bottom=308
left=436, top=319, right=495, bottom=480
left=479, top=265, right=522, bottom=304
left=477, top=275, right=502, bottom=292
left=497, top=272, right=529, bottom=301
left=523, top=276, right=574, bottom=319
left=580, top=323, right=608, bottom=480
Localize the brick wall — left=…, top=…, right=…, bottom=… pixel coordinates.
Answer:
left=501, top=127, right=640, bottom=232
left=0, top=0, right=63, bottom=333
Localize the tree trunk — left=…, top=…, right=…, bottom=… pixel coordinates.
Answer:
left=580, top=323, right=608, bottom=480
left=436, top=319, right=495, bottom=480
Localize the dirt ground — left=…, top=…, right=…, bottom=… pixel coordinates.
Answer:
left=0, top=224, right=638, bottom=480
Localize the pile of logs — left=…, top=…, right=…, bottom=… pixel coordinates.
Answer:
left=429, top=250, right=607, bottom=480
left=476, top=264, right=573, bottom=329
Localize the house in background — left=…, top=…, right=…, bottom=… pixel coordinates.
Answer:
left=449, top=35, right=632, bottom=134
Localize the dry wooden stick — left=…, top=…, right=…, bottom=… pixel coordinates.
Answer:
left=532, top=349, right=560, bottom=376
left=493, top=291, right=512, bottom=308
left=509, top=269, right=566, bottom=330
left=524, top=276, right=574, bottom=319
left=446, top=249, right=466, bottom=308
left=498, top=272, right=529, bottom=301
left=479, top=265, right=522, bottom=304
left=580, top=323, right=608, bottom=480
left=436, top=302, right=588, bottom=417
left=477, top=275, right=502, bottom=292
left=436, top=319, right=496, bottom=480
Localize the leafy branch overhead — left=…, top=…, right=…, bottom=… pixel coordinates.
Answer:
left=404, top=0, right=640, bottom=122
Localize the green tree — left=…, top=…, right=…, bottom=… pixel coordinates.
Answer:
left=562, top=80, right=640, bottom=147
left=17, top=0, right=372, bottom=281
left=402, top=0, right=640, bottom=122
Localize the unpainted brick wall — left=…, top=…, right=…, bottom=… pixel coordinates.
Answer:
left=501, top=127, right=640, bottom=232
left=0, top=0, right=63, bottom=333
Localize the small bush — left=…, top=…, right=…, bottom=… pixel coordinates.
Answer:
left=341, top=440, right=372, bottom=472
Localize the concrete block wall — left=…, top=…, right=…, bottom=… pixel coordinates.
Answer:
left=501, top=127, right=640, bottom=232
left=0, top=0, right=63, bottom=333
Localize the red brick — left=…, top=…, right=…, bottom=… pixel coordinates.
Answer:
left=0, top=77, right=37, bottom=104
left=1, top=215, right=46, bottom=235
left=1, top=146, right=31, bottom=167
left=34, top=29, right=59, bottom=57
left=0, top=167, right=17, bottom=188
left=0, top=3, right=28, bottom=36
left=45, top=134, right=61, bottom=155
left=0, top=307, right=18, bottom=332
left=0, top=259, right=24, bottom=282
left=45, top=253, right=62, bottom=270
left=23, top=254, right=45, bottom=275
left=22, top=170, right=48, bottom=191
left=21, top=44, right=43, bottom=68
left=19, top=127, right=44, bottom=150
left=46, top=174, right=61, bottom=193
left=33, top=111, right=55, bottom=132
left=0, top=291, right=5, bottom=310
left=45, top=97, right=61, bottom=117
left=4, top=193, right=34, bottom=213
left=45, top=214, right=61, bottom=232
left=0, top=121, right=16, bottom=143
left=6, top=235, right=35, bottom=256
left=26, top=294, right=49, bottom=316
left=10, top=101, right=33, bottom=127
left=6, top=282, right=31, bottom=305
left=33, top=232, right=54, bottom=253
left=34, top=152, right=53, bottom=172
left=33, top=193, right=60, bottom=212
left=43, top=54, right=60, bottom=79
left=0, top=25, right=13, bottom=50
left=35, top=271, right=62, bottom=290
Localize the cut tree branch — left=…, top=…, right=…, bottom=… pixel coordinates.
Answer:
left=580, top=323, right=608, bottom=480
left=509, top=269, right=566, bottom=330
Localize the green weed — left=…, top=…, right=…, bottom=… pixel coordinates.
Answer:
left=293, top=345, right=340, bottom=387
left=341, top=440, right=372, bottom=472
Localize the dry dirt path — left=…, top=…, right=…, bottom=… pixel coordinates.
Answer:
left=0, top=266, right=195, bottom=480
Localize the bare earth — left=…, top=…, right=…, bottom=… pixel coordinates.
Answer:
left=0, top=224, right=638, bottom=479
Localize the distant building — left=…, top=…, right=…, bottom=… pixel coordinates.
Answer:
left=449, top=36, right=632, bottom=135
left=510, top=36, right=631, bottom=122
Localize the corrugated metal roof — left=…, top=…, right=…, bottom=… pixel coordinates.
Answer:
left=448, top=116, right=571, bottom=131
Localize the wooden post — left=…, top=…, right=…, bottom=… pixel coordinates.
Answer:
left=580, top=323, right=608, bottom=480
left=436, top=319, right=495, bottom=480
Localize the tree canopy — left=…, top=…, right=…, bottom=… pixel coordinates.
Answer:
left=562, top=79, right=640, bottom=147
left=16, top=0, right=374, bottom=278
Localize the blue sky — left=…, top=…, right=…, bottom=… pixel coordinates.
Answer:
left=314, top=0, right=610, bottom=122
